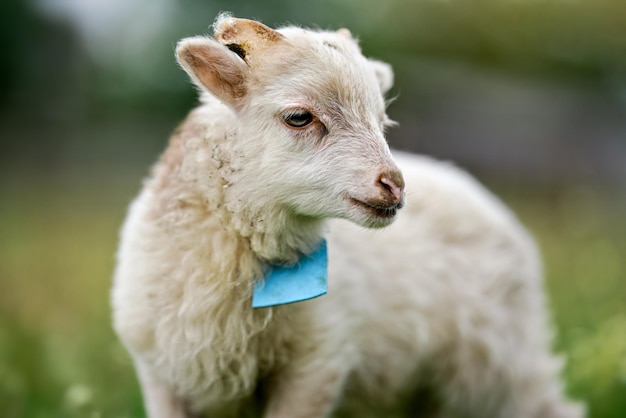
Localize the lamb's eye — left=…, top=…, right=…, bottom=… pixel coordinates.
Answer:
left=283, top=110, right=314, bottom=128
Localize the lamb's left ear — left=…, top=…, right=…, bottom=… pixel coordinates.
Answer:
left=176, top=37, right=249, bottom=108
left=176, top=16, right=285, bottom=109
left=368, top=59, right=394, bottom=95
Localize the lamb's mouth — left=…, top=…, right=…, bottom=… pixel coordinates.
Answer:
left=349, top=197, right=400, bottom=219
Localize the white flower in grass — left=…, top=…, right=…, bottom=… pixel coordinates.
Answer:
left=65, top=383, right=93, bottom=408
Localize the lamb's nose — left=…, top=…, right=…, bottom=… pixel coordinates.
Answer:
left=378, top=170, right=405, bottom=206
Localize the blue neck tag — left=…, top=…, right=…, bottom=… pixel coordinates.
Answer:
left=252, top=240, right=328, bottom=308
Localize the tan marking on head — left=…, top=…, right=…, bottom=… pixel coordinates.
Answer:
left=215, top=17, right=285, bottom=64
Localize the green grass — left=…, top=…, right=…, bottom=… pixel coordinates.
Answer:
left=504, top=185, right=626, bottom=418
left=0, top=177, right=144, bottom=418
left=0, top=177, right=624, bottom=417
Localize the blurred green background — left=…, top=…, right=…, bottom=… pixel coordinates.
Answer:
left=1, top=0, right=625, bottom=417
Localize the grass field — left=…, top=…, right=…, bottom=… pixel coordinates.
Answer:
left=0, top=174, right=624, bottom=417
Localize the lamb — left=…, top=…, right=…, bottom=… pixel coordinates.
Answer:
left=111, top=14, right=585, bottom=418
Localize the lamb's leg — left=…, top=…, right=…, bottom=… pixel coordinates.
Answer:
left=502, top=352, right=585, bottom=418
left=447, top=352, right=585, bottom=418
left=263, top=342, right=353, bottom=418
left=433, top=314, right=585, bottom=418
left=264, top=367, right=348, bottom=418
left=438, top=351, right=584, bottom=418
left=135, top=360, right=190, bottom=418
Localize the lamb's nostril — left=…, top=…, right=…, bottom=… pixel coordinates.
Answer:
left=378, top=172, right=405, bottom=205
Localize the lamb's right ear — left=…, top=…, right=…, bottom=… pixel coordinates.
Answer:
left=176, top=37, right=249, bottom=108
left=368, top=59, right=394, bottom=95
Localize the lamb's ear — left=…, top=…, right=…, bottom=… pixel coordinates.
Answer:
left=336, top=28, right=353, bottom=39
left=176, top=37, right=249, bottom=108
left=368, top=59, right=394, bottom=95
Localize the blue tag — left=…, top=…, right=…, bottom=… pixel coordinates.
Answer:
left=252, top=240, right=328, bottom=308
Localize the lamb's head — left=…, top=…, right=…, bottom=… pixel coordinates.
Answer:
left=176, top=15, right=404, bottom=230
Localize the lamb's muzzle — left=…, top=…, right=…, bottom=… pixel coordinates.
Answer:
left=346, top=167, right=404, bottom=224
left=378, top=170, right=405, bottom=208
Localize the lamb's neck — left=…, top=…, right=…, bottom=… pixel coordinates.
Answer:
left=218, top=166, right=326, bottom=264
left=224, top=203, right=326, bottom=264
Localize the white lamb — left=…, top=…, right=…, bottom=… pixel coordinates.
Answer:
left=111, top=15, right=585, bottom=418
